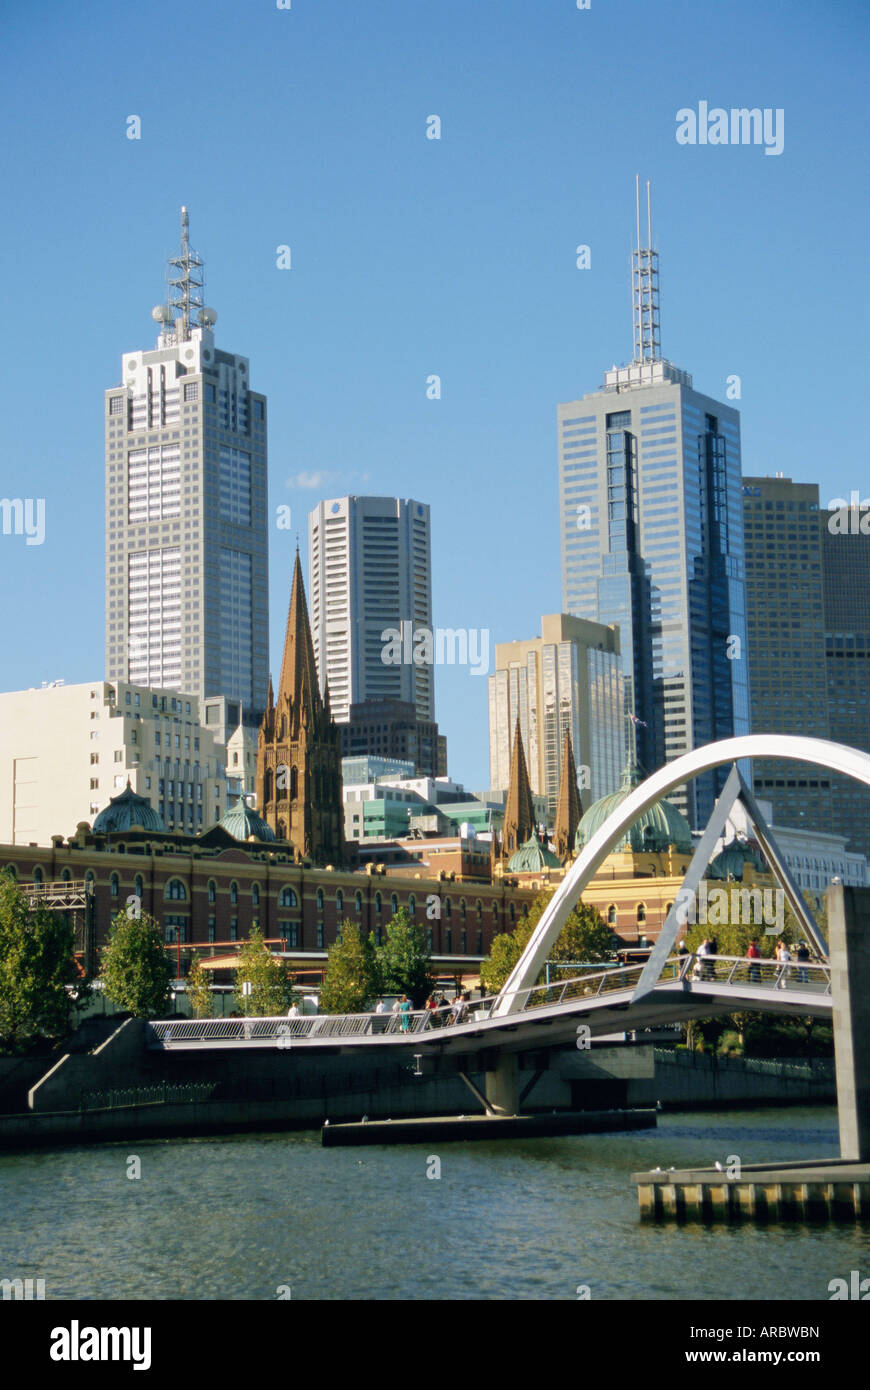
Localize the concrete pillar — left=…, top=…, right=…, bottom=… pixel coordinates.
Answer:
left=827, top=884, right=870, bottom=1160
left=484, top=1053, right=519, bottom=1116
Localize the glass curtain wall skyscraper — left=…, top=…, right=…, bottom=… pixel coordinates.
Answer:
left=558, top=183, right=749, bottom=827
left=105, top=209, right=269, bottom=715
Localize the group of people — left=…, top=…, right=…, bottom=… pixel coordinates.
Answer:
left=371, top=990, right=474, bottom=1031
left=678, top=936, right=814, bottom=987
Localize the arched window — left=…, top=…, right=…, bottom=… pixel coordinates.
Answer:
left=475, top=899, right=483, bottom=920
left=208, top=879, right=216, bottom=904
left=277, top=819, right=286, bottom=840
left=391, top=893, right=398, bottom=915
left=375, top=892, right=382, bottom=914
left=110, top=873, right=119, bottom=898
left=636, top=903, right=646, bottom=925
left=166, top=878, right=187, bottom=901
left=230, top=880, right=238, bottom=905
left=607, top=904, right=617, bottom=925
left=134, top=874, right=144, bottom=899
left=32, top=866, right=44, bottom=886
left=61, top=868, right=72, bottom=883
left=252, top=883, right=260, bottom=907
left=280, top=886, right=298, bottom=909
left=264, top=767, right=273, bottom=804
left=355, top=891, right=362, bottom=914
left=336, top=889, right=343, bottom=913
left=408, top=894, right=416, bottom=917
left=85, top=871, right=95, bottom=890
left=316, top=888, right=324, bottom=910
left=444, top=897, right=452, bottom=920
left=460, top=898, right=467, bottom=920
left=290, top=766, right=298, bottom=800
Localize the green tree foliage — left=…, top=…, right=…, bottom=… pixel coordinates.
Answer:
left=480, top=892, right=611, bottom=994
left=234, top=927, right=292, bottom=1016
left=0, top=873, right=81, bottom=1054
left=320, top=922, right=381, bottom=1014
left=376, top=908, right=433, bottom=1007
left=100, top=910, right=172, bottom=1019
left=186, top=955, right=213, bottom=1019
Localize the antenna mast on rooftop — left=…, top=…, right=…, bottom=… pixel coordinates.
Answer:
left=632, top=176, right=661, bottom=364
left=167, top=206, right=205, bottom=342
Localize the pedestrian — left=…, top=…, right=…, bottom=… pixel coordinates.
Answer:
left=707, top=935, right=718, bottom=980
left=287, top=1000, right=300, bottom=1019
left=692, top=938, right=708, bottom=983
left=775, top=939, right=791, bottom=989
left=398, top=994, right=412, bottom=1033
left=796, top=940, right=810, bottom=985
left=746, top=937, right=761, bottom=984
left=375, top=998, right=387, bottom=1014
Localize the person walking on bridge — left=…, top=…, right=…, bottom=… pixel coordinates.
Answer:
left=775, top=939, right=791, bottom=990
left=747, top=937, right=761, bottom=984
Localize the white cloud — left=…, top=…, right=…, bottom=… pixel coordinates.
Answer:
left=286, top=470, right=332, bottom=490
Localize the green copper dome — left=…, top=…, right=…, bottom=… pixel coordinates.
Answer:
left=219, top=795, right=276, bottom=843
left=508, top=832, right=562, bottom=873
left=575, top=762, right=694, bottom=855
left=92, top=782, right=165, bottom=834
left=709, top=840, right=766, bottom=881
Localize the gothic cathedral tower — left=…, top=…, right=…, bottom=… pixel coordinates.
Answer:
left=257, top=553, right=345, bottom=864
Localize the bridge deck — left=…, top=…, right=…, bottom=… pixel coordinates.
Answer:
left=147, top=955, right=831, bottom=1056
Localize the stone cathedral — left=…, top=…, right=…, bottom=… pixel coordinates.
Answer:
left=256, top=553, right=345, bottom=865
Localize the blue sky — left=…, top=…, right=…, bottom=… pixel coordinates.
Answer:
left=1, top=0, right=868, bottom=789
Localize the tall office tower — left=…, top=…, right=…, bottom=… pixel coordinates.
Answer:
left=558, top=180, right=749, bottom=827
left=742, top=477, right=834, bottom=830
left=308, top=496, right=434, bottom=722
left=105, top=208, right=269, bottom=717
left=488, top=614, right=624, bottom=820
left=308, top=496, right=445, bottom=773
left=821, top=503, right=870, bottom=859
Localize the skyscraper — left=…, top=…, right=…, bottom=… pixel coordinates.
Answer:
left=820, top=502, right=870, bottom=859
left=558, top=181, right=749, bottom=827
left=488, top=613, right=623, bottom=819
left=105, top=208, right=269, bottom=714
left=742, top=476, right=833, bottom=829
left=308, top=497, right=444, bottom=783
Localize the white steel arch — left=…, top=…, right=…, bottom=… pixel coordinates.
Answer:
left=493, top=735, right=870, bottom=1016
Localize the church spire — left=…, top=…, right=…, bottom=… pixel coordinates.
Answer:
left=554, top=732, right=581, bottom=863
left=277, top=551, right=322, bottom=715
left=502, top=718, right=536, bottom=860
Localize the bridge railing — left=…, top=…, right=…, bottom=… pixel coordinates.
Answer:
left=146, top=952, right=831, bottom=1048
left=677, top=953, right=831, bottom=994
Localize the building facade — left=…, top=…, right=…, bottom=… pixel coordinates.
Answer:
left=742, top=476, right=833, bottom=830
left=488, top=614, right=623, bottom=819
left=105, top=208, right=269, bottom=714
left=308, top=496, right=434, bottom=724
left=340, top=699, right=446, bottom=778
left=0, top=680, right=228, bottom=845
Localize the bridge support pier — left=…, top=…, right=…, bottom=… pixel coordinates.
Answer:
left=828, top=884, right=870, bottom=1161
left=484, top=1053, right=519, bottom=1117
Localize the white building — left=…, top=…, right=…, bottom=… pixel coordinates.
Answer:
left=308, top=496, right=434, bottom=724
left=0, top=680, right=229, bottom=845
left=105, top=207, right=269, bottom=712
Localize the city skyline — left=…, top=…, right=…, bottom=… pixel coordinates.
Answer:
left=1, top=0, right=868, bottom=793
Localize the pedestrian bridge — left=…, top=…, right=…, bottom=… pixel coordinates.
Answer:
left=147, top=953, right=832, bottom=1059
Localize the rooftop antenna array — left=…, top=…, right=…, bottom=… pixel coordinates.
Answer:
left=167, top=205, right=205, bottom=342
left=632, top=175, right=661, bottom=364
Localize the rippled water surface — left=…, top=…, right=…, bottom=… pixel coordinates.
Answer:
left=1, top=1106, right=867, bottom=1300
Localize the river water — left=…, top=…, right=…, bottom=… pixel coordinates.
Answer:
left=1, top=1106, right=867, bottom=1301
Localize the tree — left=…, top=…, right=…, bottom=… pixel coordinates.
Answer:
left=100, top=910, right=172, bottom=1018
left=186, top=955, right=213, bottom=1019
left=479, top=893, right=611, bottom=994
left=234, top=927, right=292, bottom=1016
left=376, top=908, right=433, bottom=1007
left=320, top=922, right=381, bottom=1014
left=0, top=873, right=81, bottom=1054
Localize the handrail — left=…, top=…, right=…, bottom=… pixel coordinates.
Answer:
left=147, top=951, right=832, bottom=1047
